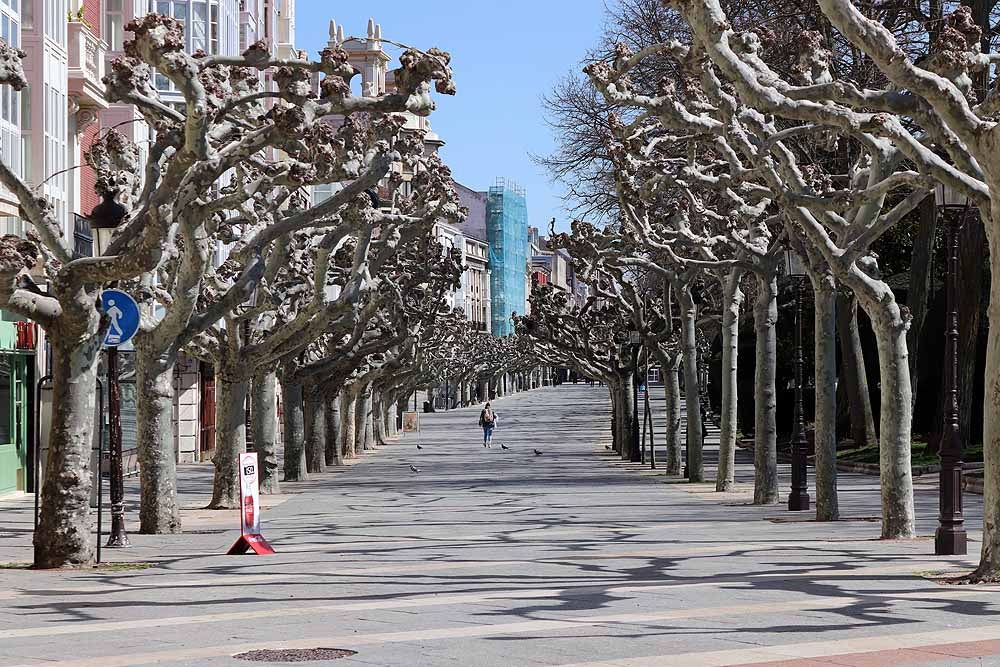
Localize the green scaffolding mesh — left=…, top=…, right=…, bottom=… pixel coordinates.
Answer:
left=486, top=179, right=528, bottom=337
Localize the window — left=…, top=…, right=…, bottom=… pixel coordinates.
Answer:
left=210, top=3, right=218, bottom=53
left=192, top=2, right=207, bottom=51
left=105, top=0, right=125, bottom=50
left=44, top=0, right=66, bottom=43
left=0, top=356, right=11, bottom=445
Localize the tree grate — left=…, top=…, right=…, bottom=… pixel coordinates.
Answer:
left=234, top=648, right=358, bottom=662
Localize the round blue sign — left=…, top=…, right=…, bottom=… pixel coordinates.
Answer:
left=100, top=289, right=140, bottom=348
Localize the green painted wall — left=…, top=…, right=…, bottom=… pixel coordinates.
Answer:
left=0, top=321, right=28, bottom=495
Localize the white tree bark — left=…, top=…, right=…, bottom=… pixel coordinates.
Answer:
left=976, top=237, right=1000, bottom=579
left=753, top=274, right=779, bottom=504
left=716, top=272, right=743, bottom=491
left=340, top=389, right=358, bottom=459
left=679, top=289, right=704, bottom=481
left=664, top=360, right=683, bottom=474
left=135, top=343, right=181, bottom=533
left=812, top=276, right=839, bottom=520
left=33, top=331, right=101, bottom=568
left=252, top=370, right=279, bottom=494
left=325, top=391, right=342, bottom=467
left=837, top=293, right=878, bottom=447
left=356, top=386, right=374, bottom=451
left=209, top=373, right=248, bottom=509
left=868, top=302, right=916, bottom=538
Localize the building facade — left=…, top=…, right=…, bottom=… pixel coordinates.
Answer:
left=486, top=179, right=528, bottom=336
left=0, top=0, right=295, bottom=492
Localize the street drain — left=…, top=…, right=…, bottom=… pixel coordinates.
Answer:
left=234, top=648, right=358, bottom=662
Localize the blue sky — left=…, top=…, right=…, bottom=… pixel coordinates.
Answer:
left=296, top=1, right=607, bottom=232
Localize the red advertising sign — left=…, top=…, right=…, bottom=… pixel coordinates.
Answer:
left=226, top=452, right=275, bottom=555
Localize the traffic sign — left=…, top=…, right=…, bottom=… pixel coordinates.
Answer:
left=100, top=290, right=140, bottom=348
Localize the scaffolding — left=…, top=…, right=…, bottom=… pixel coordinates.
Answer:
left=486, top=178, right=528, bottom=336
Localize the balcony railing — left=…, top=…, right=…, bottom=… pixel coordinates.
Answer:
left=68, top=21, right=109, bottom=112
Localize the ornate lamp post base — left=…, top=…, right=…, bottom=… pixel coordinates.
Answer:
left=931, top=192, right=969, bottom=556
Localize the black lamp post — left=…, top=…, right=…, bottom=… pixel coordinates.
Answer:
left=784, top=248, right=811, bottom=512
left=88, top=189, right=130, bottom=548
left=933, top=181, right=969, bottom=556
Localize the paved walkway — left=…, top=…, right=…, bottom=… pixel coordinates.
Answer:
left=1, top=385, right=998, bottom=667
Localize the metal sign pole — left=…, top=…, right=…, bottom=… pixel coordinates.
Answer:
left=105, top=346, right=129, bottom=548
left=96, top=377, right=104, bottom=564
left=33, top=374, right=52, bottom=532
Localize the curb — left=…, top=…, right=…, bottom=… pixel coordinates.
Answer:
left=737, top=439, right=984, bottom=484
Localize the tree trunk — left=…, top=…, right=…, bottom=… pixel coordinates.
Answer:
left=134, top=344, right=181, bottom=534
left=608, top=380, right=621, bottom=454
left=717, top=272, right=743, bottom=491
left=906, top=196, right=936, bottom=411
left=813, top=276, right=840, bottom=521
left=664, top=359, right=683, bottom=474
left=868, top=307, right=916, bottom=539
left=837, top=292, right=877, bottom=447
left=753, top=273, right=778, bottom=504
left=208, top=372, right=249, bottom=509
left=357, top=387, right=374, bottom=451
left=251, top=370, right=279, bottom=494
left=341, top=389, right=358, bottom=459
left=325, top=390, right=342, bottom=466
left=34, top=329, right=101, bottom=568
left=679, top=286, right=704, bottom=482
left=621, top=371, right=636, bottom=461
left=974, top=224, right=1000, bottom=580
left=304, top=386, right=325, bottom=474
left=957, top=216, right=986, bottom=446
left=281, top=376, right=306, bottom=482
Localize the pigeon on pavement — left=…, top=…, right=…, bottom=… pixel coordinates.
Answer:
left=501, top=444, right=509, bottom=450
left=409, top=464, right=420, bottom=473
left=604, top=445, right=611, bottom=450
left=533, top=449, right=543, bottom=456
left=416, top=445, right=423, bottom=450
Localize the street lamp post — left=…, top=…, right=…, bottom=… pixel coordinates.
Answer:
left=629, top=332, right=641, bottom=463
left=934, top=182, right=969, bottom=555
left=88, top=188, right=131, bottom=548
left=784, top=248, right=811, bottom=512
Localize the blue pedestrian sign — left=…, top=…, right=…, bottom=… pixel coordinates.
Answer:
left=100, top=289, right=140, bottom=348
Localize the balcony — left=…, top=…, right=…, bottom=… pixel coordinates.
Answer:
left=67, top=21, right=109, bottom=112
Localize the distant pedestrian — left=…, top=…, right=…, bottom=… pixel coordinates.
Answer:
left=479, top=403, right=498, bottom=448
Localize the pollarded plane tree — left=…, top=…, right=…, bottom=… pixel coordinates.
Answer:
left=584, top=2, right=985, bottom=537
left=586, top=70, right=795, bottom=501
left=133, top=110, right=435, bottom=531
left=0, top=13, right=457, bottom=561
left=721, top=0, right=1000, bottom=570
left=292, top=233, right=464, bottom=466
left=547, top=220, right=688, bottom=472
left=517, top=283, right=643, bottom=458
left=182, top=149, right=463, bottom=508
left=123, top=25, right=456, bottom=530
left=583, top=13, right=944, bottom=534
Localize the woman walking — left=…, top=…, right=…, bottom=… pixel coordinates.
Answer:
left=479, top=403, right=498, bottom=448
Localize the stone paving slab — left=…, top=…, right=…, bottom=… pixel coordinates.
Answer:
left=0, top=385, right=997, bottom=667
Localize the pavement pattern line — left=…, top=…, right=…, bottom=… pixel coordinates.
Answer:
left=0, top=596, right=914, bottom=667
left=3, top=564, right=990, bottom=640
left=0, top=555, right=971, bottom=605
left=554, top=623, right=1000, bottom=666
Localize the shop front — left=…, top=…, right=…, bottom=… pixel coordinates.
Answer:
left=0, top=320, right=34, bottom=495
